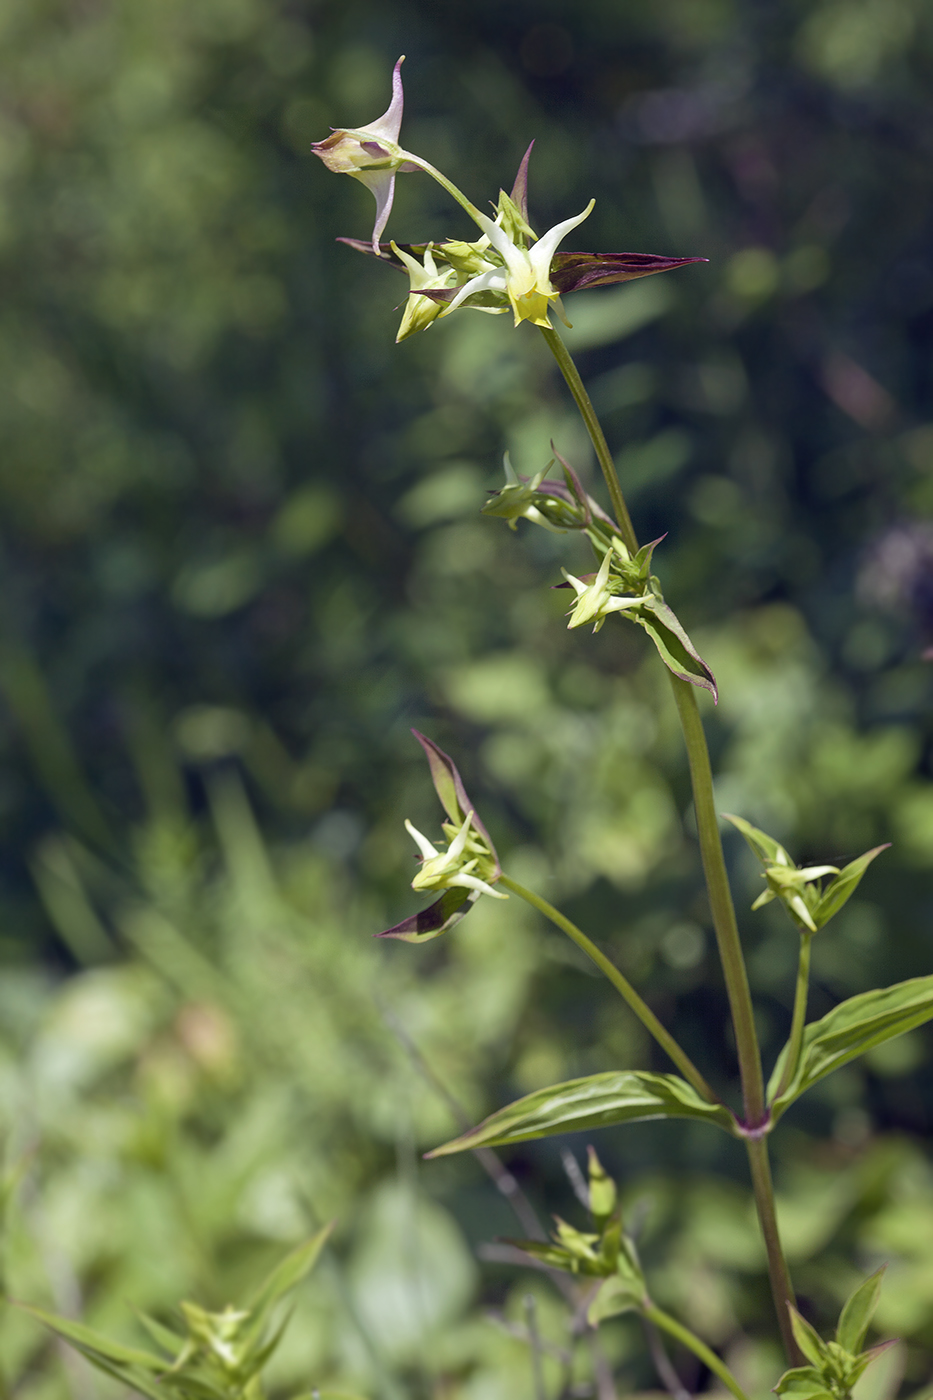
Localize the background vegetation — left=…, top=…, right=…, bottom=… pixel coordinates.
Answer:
left=1, top=1, right=932, bottom=1398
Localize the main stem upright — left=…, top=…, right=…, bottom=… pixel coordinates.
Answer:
left=539, top=323, right=800, bottom=1363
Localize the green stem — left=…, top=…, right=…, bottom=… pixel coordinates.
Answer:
left=668, top=677, right=765, bottom=1128
left=774, top=931, right=812, bottom=1102
left=538, top=324, right=638, bottom=555
left=745, top=1137, right=800, bottom=1363
left=642, top=1304, right=749, bottom=1400
left=397, top=151, right=485, bottom=225
left=536, top=329, right=798, bottom=1358
left=499, top=873, right=718, bottom=1105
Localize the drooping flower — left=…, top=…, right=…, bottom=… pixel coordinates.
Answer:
left=338, top=142, right=707, bottom=336
left=311, top=56, right=416, bottom=253
left=378, top=731, right=504, bottom=943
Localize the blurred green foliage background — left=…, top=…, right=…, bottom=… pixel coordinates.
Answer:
left=1, top=0, right=933, bottom=1398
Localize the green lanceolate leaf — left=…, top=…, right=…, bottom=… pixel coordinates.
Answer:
left=836, top=1267, right=886, bottom=1355
left=16, top=1306, right=168, bottom=1400
left=425, top=1071, right=736, bottom=1156
left=810, top=846, right=890, bottom=930
left=789, top=1307, right=830, bottom=1368
left=633, top=595, right=718, bottom=702
left=246, top=1223, right=334, bottom=1334
left=722, top=813, right=792, bottom=867
left=769, top=974, right=933, bottom=1115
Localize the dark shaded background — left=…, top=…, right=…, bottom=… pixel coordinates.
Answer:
left=2, top=1, right=933, bottom=1397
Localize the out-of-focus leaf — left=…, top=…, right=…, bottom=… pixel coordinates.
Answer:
left=17, top=1306, right=167, bottom=1400
left=838, top=1268, right=886, bottom=1356
left=789, top=1306, right=829, bottom=1367
left=133, top=1311, right=185, bottom=1357
left=770, top=976, right=933, bottom=1114
left=587, top=1274, right=647, bottom=1325
left=425, top=1071, right=736, bottom=1156
left=246, top=1223, right=334, bottom=1330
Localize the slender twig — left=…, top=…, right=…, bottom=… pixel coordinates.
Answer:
left=538, top=325, right=638, bottom=554
left=499, top=873, right=718, bottom=1105
left=379, top=999, right=546, bottom=1241
left=642, top=1317, right=692, bottom=1400
left=590, top=1331, right=618, bottom=1400
left=398, top=151, right=485, bottom=225
left=643, top=1305, right=749, bottom=1400
left=525, top=1294, right=548, bottom=1400
left=773, top=932, right=812, bottom=1102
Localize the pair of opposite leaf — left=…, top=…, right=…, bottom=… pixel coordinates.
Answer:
left=312, top=56, right=705, bottom=339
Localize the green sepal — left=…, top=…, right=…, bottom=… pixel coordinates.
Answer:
left=587, top=1274, right=647, bottom=1325
left=425, top=1070, right=737, bottom=1157
left=133, top=1310, right=186, bottom=1357
left=836, top=1267, right=886, bottom=1355
left=632, top=594, right=718, bottom=702
left=769, top=974, right=933, bottom=1115
left=495, top=186, right=537, bottom=246
left=14, top=1306, right=168, bottom=1400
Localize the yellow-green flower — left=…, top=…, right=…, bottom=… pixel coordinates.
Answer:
left=442, top=200, right=596, bottom=329
left=405, top=809, right=506, bottom=900
left=562, top=545, right=643, bottom=632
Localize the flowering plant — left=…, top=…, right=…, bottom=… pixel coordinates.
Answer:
left=311, top=56, right=928, bottom=1400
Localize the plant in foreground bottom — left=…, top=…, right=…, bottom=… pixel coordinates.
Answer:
left=16, top=1227, right=360, bottom=1400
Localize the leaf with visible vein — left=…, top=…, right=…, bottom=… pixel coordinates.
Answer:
left=769, top=975, right=933, bottom=1114
left=633, top=597, right=718, bottom=702
left=425, top=1071, right=735, bottom=1157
